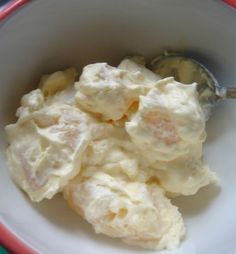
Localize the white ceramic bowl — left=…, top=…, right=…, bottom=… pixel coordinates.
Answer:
left=0, top=1, right=236, bottom=253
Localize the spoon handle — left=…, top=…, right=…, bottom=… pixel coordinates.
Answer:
left=226, top=88, right=236, bottom=99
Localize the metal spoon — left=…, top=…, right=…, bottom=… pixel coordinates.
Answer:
left=149, top=52, right=236, bottom=108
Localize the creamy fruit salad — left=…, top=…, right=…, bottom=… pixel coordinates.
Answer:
left=5, top=57, right=218, bottom=250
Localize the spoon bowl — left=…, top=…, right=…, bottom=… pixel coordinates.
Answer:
left=150, top=52, right=236, bottom=107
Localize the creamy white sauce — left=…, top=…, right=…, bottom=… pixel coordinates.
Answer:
left=5, top=58, right=218, bottom=250
left=64, top=172, right=185, bottom=250
left=126, top=77, right=206, bottom=162
left=75, top=61, right=157, bottom=120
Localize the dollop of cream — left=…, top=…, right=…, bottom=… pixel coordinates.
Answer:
left=64, top=172, right=185, bottom=250
left=81, top=125, right=149, bottom=183
left=75, top=62, right=155, bottom=120
left=149, top=144, right=218, bottom=196
left=126, top=77, right=206, bottom=162
left=5, top=70, right=91, bottom=202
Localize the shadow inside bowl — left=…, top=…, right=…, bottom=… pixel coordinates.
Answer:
left=205, top=100, right=231, bottom=144
left=172, top=184, right=220, bottom=218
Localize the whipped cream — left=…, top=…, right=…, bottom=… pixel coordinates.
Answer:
left=5, top=58, right=218, bottom=250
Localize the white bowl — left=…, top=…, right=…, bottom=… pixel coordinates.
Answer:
left=0, top=1, right=236, bottom=253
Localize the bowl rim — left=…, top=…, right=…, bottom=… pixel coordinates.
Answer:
left=224, top=0, right=236, bottom=8
left=0, top=223, right=36, bottom=254
left=0, top=0, right=30, bottom=21
left=0, top=0, right=235, bottom=253
left=0, top=2, right=36, bottom=252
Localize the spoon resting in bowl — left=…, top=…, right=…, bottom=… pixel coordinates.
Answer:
left=150, top=52, right=236, bottom=117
